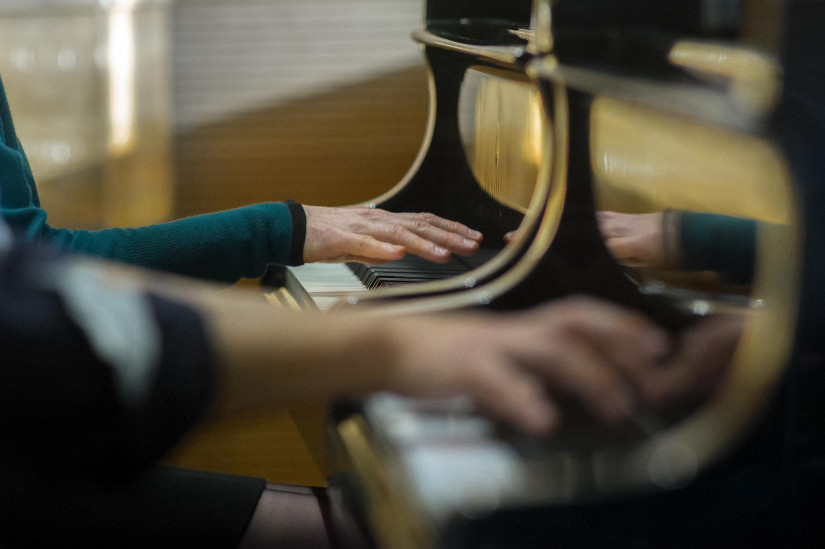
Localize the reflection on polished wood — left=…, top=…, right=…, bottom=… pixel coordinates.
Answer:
left=668, top=40, right=781, bottom=117
left=165, top=410, right=327, bottom=487
left=320, top=1, right=807, bottom=545
left=336, top=416, right=434, bottom=549
left=459, top=68, right=544, bottom=212
left=523, top=9, right=801, bottom=504
left=591, top=96, right=791, bottom=223
left=174, top=66, right=429, bottom=217
left=1, top=3, right=174, bottom=230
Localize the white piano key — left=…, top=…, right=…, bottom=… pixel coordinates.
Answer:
left=288, top=263, right=368, bottom=310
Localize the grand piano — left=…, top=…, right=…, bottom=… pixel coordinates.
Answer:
left=264, top=0, right=825, bottom=546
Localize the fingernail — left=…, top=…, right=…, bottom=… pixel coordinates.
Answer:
left=435, top=246, right=449, bottom=255
left=463, top=238, right=479, bottom=247
left=469, top=230, right=483, bottom=240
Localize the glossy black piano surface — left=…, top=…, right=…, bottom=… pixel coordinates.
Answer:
left=264, top=0, right=825, bottom=547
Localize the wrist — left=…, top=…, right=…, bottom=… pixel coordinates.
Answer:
left=284, top=200, right=306, bottom=266
left=661, top=209, right=684, bottom=269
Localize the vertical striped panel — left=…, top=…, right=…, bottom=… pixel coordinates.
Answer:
left=172, top=0, right=423, bottom=130
left=168, top=2, right=430, bottom=483
left=170, top=0, right=431, bottom=216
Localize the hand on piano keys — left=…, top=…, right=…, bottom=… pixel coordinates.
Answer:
left=301, top=205, right=483, bottom=264
left=378, top=296, right=679, bottom=435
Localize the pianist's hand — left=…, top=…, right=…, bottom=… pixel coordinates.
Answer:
left=302, top=205, right=483, bottom=264
left=504, top=211, right=674, bottom=268
left=633, top=312, right=743, bottom=408
left=381, top=296, right=672, bottom=434
left=596, top=211, right=676, bottom=269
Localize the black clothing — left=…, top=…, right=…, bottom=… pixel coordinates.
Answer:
left=0, top=239, right=265, bottom=548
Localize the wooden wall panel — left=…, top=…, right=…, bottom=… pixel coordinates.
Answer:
left=167, top=3, right=430, bottom=484
left=166, top=410, right=328, bottom=487
left=173, top=64, right=429, bottom=216
left=167, top=65, right=429, bottom=486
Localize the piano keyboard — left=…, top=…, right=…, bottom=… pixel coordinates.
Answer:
left=357, top=393, right=535, bottom=522
left=286, top=262, right=369, bottom=311
left=335, top=391, right=661, bottom=546
left=286, top=248, right=499, bottom=310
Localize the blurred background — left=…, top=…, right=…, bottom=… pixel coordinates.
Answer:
left=0, top=0, right=429, bottom=229
left=0, top=0, right=430, bottom=485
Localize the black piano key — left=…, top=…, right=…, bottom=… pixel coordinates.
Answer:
left=346, top=247, right=500, bottom=289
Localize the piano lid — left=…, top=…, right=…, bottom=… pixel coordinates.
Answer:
left=327, top=4, right=804, bottom=544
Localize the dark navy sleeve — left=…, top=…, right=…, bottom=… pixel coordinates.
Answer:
left=0, top=240, right=219, bottom=481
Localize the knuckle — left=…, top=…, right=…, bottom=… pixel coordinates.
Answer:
left=413, top=220, right=430, bottom=234
left=353, top=234, right=373, bottom=252
left=362, top=208, right=381, bottom=220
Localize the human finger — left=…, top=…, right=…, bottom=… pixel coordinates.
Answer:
left=479, top=298, right=669, bottom=425
left=602, top=237, right=651, bottom=267
left=596, top=211, right=628, bottom=238
left=388, top=213, right=482, bottom=257
left=458, top=354, right=561, bottom=435
left=637, top=315, right=742, bottom=407
left=508, top=299, right=672, bottom=416
left=602, top=236, right=633, bottom=260
left=394, top=212, right=483, bottom=243
left=529, top=297, right=672, bottom=376
left=526, top=337, right=639, bottom=425
left=318, top=228, right=406, bottom=264
left=354, top=222, right=454, bottom=263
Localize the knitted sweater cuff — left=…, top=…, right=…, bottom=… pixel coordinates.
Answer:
left=284, top=200, right=306, bottom=266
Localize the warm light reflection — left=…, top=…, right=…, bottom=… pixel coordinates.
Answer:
left=526, top=97, right=544, bottom=168
left=668, top=40, right=780, bottom=117
left=528, top=0, right=553, bottom=54
left=108, top=0, right=138, bottom=154
left=590, top=96, right=791, bottom=224
left=459, top=69, right=544, bottom=212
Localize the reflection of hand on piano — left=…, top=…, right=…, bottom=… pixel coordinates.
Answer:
left=635, top=312, right=744, bottom=408
left=301, top=205, right=483, bottom=264
left=381, top=296, right=672, bottom=435
left=597, top=211, right=672, bottom=269
left=597, top=210, right=758, bottom=285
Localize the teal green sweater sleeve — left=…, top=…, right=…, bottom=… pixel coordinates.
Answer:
left=0, top=75, right=298, bottom=283
left=4, top=201, right=296, bottom=284
left=677, top=211, right=757, bottom=285
left=50, top=204, right=294, bottom=282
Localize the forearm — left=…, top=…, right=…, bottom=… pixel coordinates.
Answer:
left=43, top=202, right=296, bottom=283
left=86, top=257, right=677, bottom=437
left=91, top=259, right=396, bottom=418
left=205, top=300, right=391, bottom=417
